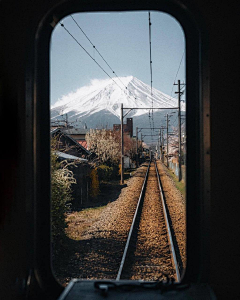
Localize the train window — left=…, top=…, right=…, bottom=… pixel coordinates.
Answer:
left=33, top=0, right=209, bottom=298
left=50, top=11, right=186, bottom=286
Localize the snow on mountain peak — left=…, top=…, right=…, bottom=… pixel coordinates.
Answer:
left=51, top=76, right=180, bottom=120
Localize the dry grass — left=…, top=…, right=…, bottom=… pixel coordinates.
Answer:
left=66, top=206, right=106, bottom=240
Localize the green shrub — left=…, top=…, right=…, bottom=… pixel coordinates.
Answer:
left=51, top=150, right=76, bottom=242
left=97, top=165, right=113, bottom=181
left=96, top=164, right=119, bottom=181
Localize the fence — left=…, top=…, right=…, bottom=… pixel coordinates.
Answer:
left=69, top=162, right=91, bottom=210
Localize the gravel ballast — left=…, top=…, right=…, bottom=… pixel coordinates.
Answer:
left=53, top=161, right=186, bottom=285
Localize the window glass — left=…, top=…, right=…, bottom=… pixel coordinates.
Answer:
left=50, top=11, right=186, bottom=286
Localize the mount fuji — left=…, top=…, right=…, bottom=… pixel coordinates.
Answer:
left=51, top=76, right=182, bottom=134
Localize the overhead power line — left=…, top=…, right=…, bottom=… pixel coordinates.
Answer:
left=170, top=50, right=185, bottom=98
left=70, top=15, right=144, bottom=103
left=60, top=22, right=124, bottom=92
left=148, top=12, right=153, bottom=97
left=70, top=15, right=128, bottom=90
left=59, top=17, right=177, bottom=124
left=148, top=12, right=155, bottom=136
left=60, top=20, right=151, bottom=111
left=70, top=15, right=176, bottom=114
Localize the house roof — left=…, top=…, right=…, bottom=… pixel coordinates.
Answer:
left=50, top=128, right=61, bottom=134
left=55, top=151, right=88, bottom=162
left=78, top=140, right=88, bottom=149
left=62, top=128, right=89, bottom=135
left=50, top=128, right=91, bottom=156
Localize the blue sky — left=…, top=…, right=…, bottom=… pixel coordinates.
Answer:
left=50, top=11, right=185, bottom=106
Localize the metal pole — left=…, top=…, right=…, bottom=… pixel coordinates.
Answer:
left=159, top=129, right=162, bottom=160
left=121, top=103, right=124, bottom=184
left=136, top=127, right=138, bottom=167
left=158, top=130, right=161, bottom=159
left=177, top=80, right=182, bottom=181
left=166, top=114, right=169, bottom=168
left=161, top=130, right=164, bottom=163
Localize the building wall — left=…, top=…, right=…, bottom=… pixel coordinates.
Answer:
left=68, top=134, right=86, bottom=140
left=126, top=118, right=133, bottom=137
left=113, top=118, right=133, bottom=137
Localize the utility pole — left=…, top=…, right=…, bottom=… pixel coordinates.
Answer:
left=166, top=114, right=169, bottom=168
left=118, top=106, right=178, bottom=182
left=161, top=129, right=164, bottom=163
left=166, top=113, right=175, bottom=168
left=158, top=130, right=161, bottom=159
left=136, top=127, right=138, bottom=167
left=120, top=103, right=124, bottom=184
left=141, top=132, right=143, bottom=159
left=159, top=129, right=162, bottom=161
left=174, top=79, right=184, bottom=181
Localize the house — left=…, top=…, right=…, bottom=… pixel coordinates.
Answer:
left=113, top=117, right=133, bottom=137
left=50, top=128, right=92, bottom=159
left=51, top=129, right=94, bottom=209
left=62, top=128, right=89, bottom=150
left=124, top=155, right=136, bottom=169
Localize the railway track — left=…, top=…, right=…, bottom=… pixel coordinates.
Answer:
left=116, top=160, right=180, bottom=282
left=55, top=160, right=182, bottom=287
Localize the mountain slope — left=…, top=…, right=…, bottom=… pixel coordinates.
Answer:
left=51, top=76, right=180, bottom=125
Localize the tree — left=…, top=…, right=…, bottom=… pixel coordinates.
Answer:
left=124, top=134, right=136, bottom=160
left=86, top=128, right=137, bottom=167
left=51, top=139, right=76, bottom=242
left=86, top=129, right=120, bottom=166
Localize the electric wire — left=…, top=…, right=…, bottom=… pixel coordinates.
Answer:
left=148, top=12, right=155, bottom=141
left=61, top=17, right=177, bottom=118
left=60, top=21, right=141, bottom=112
left=171, top=52, right=186, bottom=136
left=148, top=12, right=153, bottom=97
left=69, top=15, right=178, bottom=127
left=59, top=18, right=178, bottom=155
left=170, top=50, right=185, bottom=98
left=60, top=22, right=125, bottom=93
left=70, top=15, right=129, bottom=91
left=70, top=14, right=144, bottom=108
left=60, top=17, right=179, bottom=148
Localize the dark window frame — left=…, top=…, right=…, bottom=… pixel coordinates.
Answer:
left=31, top=0, right=210, bottom=296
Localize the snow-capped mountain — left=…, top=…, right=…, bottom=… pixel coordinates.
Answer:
left=51, top=76, right=183, bottom=132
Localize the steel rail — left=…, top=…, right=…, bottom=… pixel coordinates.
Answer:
left=116, top=161, right=151, bottom=280
left=154, top=160, right=181, bottom=282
